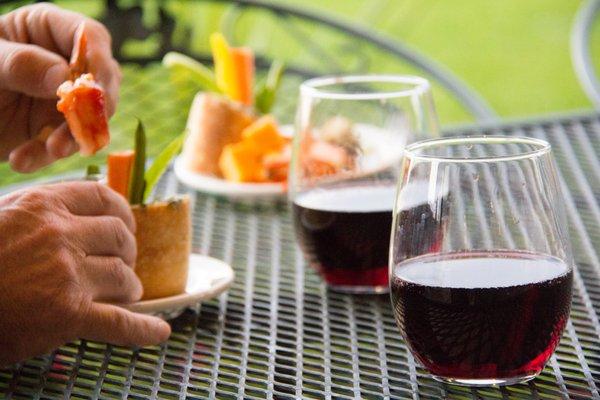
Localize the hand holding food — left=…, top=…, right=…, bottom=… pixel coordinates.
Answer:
left=0, top=3, right=120, bottom=172
left=0, top=181, right=171, bottom=365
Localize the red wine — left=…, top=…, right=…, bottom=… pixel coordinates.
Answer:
left=293, top=185, right=395, bottom=288
left=391, top=251, right=572, bottom=380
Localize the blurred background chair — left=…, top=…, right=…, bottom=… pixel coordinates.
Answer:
left=98, top=0, right=497, bottom=122
left=571, top=0, right=600, bottom=108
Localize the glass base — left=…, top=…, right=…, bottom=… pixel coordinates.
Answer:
left=431, top=373, right=538, bottom=387
left=326, top=283, right=389, bottom=294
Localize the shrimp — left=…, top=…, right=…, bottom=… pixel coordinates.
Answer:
left=56, top=23, right=110, bottom=156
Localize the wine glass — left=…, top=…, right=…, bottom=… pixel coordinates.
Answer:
left=390, top=136, right=573, bottom=386
left=290, top=75, right=439, bottom=293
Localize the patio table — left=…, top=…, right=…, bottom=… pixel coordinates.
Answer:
left=0, top=112, right=599, bottom=399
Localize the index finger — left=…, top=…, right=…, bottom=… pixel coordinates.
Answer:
left=47, top=181, right=135, bottom=233
left=78, top=302, right=171, bottom=347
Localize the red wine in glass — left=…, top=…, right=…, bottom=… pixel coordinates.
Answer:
left=292, top=185, right=395, bottom=292
left=391, top=250, right=572, bottom=381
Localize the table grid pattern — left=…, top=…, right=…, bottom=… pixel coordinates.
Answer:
left=1, top=114, right=600, bottom=399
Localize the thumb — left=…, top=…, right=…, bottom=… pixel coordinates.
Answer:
left=78, top=303, right=171, bottom=347
left=0, top=39, right=69, bottom=98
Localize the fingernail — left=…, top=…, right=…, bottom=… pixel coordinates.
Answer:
left=44, top=64, right=68, bottom=95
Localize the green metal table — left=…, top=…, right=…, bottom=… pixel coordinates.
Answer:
left=1, top=112, right=600, bottom=399
left=0, top=1, right=598, bottom=399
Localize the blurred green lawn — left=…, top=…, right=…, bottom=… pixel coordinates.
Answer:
left=0, top=0, right=595, bottom=187
left=287, top=0, right=590, bottom=119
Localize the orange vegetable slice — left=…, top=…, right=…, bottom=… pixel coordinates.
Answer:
left=241, top=116, right=286, bottom=154
left=219, top=142, right=266, bottom=183
left=230, top=47, right=254, bottom=105
left=264, top=144, right=291, bottom=182
left=107, top=150, right=135, bottom=198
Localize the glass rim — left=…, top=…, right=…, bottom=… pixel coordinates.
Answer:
left=404, top=135, right=551, bottom=163
left=300, top=74, right=431, bottom=100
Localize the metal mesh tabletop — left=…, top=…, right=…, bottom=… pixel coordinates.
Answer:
left=0, top=113, right=599, bottom=399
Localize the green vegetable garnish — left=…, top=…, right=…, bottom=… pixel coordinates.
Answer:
left=85, top=164, right=100, bottom=177
left=162, top=52, right=221, bottom=93
left=128, top=119, right=147, bottom=205
left=255, top=60, right=285, bottom=114
left=125, top=119, right=186, bottom=205
left=143, top=131, right=185, bottom=202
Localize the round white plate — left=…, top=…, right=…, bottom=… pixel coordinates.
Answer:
left=122, top=254, right=235, bottom=320
left=174, top=156, right=286, bottom=200
left=174, top=124, right=406, bottom=200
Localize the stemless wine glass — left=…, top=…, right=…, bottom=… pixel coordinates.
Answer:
left=390, top=136, right=573, bottom=386
left=290, top=75, right=439, bottom=293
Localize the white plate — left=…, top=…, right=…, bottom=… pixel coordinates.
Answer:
left=174, top=156, right=286, bottom=200
left=174, top=124, right=406, bottom=200
left=122, top=254, right=235, bottom=320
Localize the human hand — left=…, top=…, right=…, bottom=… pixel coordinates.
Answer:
left=0, top=181, right=170, bottom=366
left=0, top=3, right=121, bottom=172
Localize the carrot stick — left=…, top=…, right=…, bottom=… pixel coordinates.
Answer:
left=107, top=150, right=135, bottom=198
left=230, top=47, right=254, bottom=106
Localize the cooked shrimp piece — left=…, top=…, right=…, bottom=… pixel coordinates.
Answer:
left=56, top=23, right=110, bottom=156
left=57, top=74, right=109, bottom=156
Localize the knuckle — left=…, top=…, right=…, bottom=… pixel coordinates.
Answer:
left=20, top=189, right=49, bottom=209
left=91, top=181, right=112, bottom=210
left=107, top=260, right=140, bottom=302
left=39, top=219, right=67, bottom=243
left=108, top=217, right=129, bottom=249
left=87, top=19, right=111, bottom=44
left=106, top=258, right=127, bottom=286
left=52, top=248, right=77, bottom=276
left=28, top=3, right=56, bottom=25
left=4, top=46, right=35, bottom=76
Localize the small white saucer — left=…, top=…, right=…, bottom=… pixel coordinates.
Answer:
left=122, top=254, right=235, bottom=320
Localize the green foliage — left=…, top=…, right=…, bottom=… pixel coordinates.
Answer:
left=162, top=52, right=221, bottom=93
left=143, top=132, right=185, bottom=202
left=255, top=60, right=285, bottom=114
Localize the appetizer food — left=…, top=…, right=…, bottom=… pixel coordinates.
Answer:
left=166, top=34, right=360, bottom=188
left=57, top=23, right=110, bottom=155
left=164, top=33, right=291, bottom=184
left=219, top=116, right=290, bottom=183
left=301, top=117, right=359, bottom=179
left=182, top=93, right=254, bottom=176
left=132, top=198, right=190, bottom=300
left=103, top=121, right=190, bottom=300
